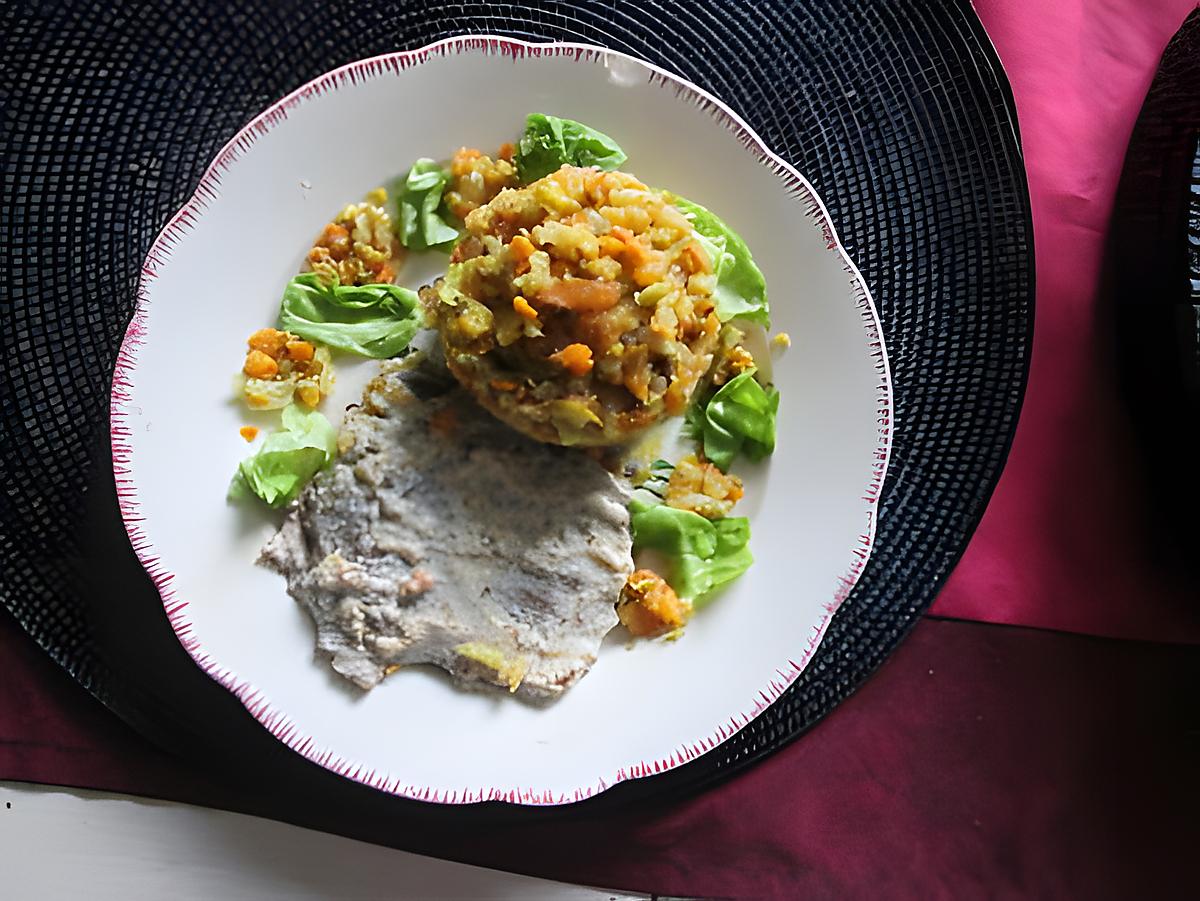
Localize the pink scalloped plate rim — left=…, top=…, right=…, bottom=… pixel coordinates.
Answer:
left=110, top=35, right=893, bottom=806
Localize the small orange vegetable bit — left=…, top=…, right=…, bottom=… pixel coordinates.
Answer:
left=512, top=295, right=540, bottom=322
left=680, top=241, right=712, bottom=275
left=537, top=278, right=622, bottom=312
left=247, top=327, right=289, bottom=358
left=285, top=339, right=315, bottom=362
left=509, top=234, right=536, bottom=275
left=597, top=235, right=625, bottom=259
left=238, top=425, right=259, bottom=442
left=549, top=342, right=594, bottom=377
left=450, top=146, right=483, bottom=176
left=617, top=569, right=691, bottom=638
left=496, top=141, right=516, bottom=161
left=489, top=378, right=520, bottom=392
left=509, top=234, right=536, bottom=260
left=243, top=349, right=278, bottom=379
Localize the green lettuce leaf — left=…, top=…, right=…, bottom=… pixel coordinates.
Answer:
left=668, top=193, right=769, bottom=328
left=629, top=499, right=753, bottom=603
left=692, top=368, right=779, bottom=471
left=515, top=113, right=627, bottom=183
left=395, top=158, right=460, bottom=250
left=228, top=404, right=337, bottom=509
left=277, top=273, right=423, bottom=359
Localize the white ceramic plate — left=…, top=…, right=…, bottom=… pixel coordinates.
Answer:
left=111, top=36, right=892, bottom=806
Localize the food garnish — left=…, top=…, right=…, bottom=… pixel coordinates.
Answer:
left=514, top=113, right=627, bottom=182
left=277, top=274, right=424, bottom=359
left=307, top=188, right=401, bottom=286
left=228, top=404, right=337, bottom=509
left=429, top=166, right=722, bottom=445
left=664, top=453, right=744, bottom=519
left=395, top=159, right=460, bottom=250
left=240, top=326, right=333, bottom=410
left=443, top=146, right=518, bottom=220
left=628, top=496, right=753, bottom=604
left=667, top=194, right=770, bottom=328
left=617, top=569, right=691, bottom=637
left=684, top=367, right=779, bottom=472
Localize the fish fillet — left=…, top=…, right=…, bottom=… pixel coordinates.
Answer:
left=259, top=352, right=632, bottom=699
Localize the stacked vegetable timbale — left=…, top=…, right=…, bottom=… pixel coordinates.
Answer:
left=430, top=166, right=725, bottom=446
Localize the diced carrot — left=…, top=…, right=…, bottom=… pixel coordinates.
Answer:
left=510, top=234, right=536, bottom=260
left=247, top=328, right=289, bottom=358
left=490, top=378, right=520, bottom=392
left=617, top=569, right=690, bottom=637
left=598, top=235, right=625, bottom=259
left=316, top=222, right=352, bottom=255
left=239, top=426, right=259, bottom=442
left=450, top=147, right=482, bottom=177
left=620, top=237, right=655, bottom=270
left=538, top=278, right=622, bottom=313
left=548, top=343, right=594, bottom=377
left=509, top=234, right=535, bottom=275
left=285, top=339, right=315, bottom=362
left=512, top=296, right=540, bottom=322
left=632, top=264, right=664, bottom=288
left=497, top=142, right=516, bottom=161
left=243, top=349, right=278, bottom=379
left=680, top=241, right=712, bottom=275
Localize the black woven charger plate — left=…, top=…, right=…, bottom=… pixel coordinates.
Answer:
left=1, top=0, right=1032, bottom=823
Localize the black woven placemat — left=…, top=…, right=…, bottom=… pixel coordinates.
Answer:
left=1, top=0, right=1032, bottom=823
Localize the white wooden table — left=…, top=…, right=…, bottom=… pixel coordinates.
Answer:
left=0, top=782, right=646, bottom=900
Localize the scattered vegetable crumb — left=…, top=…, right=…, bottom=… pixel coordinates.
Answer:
left=665, top=453, right=744, bottom=519
left=240, top=326, right=333, bottom=411
left=239, top=426, right=259, bottom=442
left=548, top=342, right=594, bottom=377
left=617, top=569, right=692, bottom=637
left=307, top=188, right=402, bottom=286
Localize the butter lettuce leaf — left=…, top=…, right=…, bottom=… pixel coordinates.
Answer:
left=396, top=159, right=460, bottom=250
left=692, top=368, right=779, bottom=471
left=229, top=404, right=337, bottom=509
left=668, top=193, right=769, bottom=328
left=277, top=273, right=423, bottom=359
left=516, top=114, right=627, bottom=183
left=629, top=499, right=753, bottom=603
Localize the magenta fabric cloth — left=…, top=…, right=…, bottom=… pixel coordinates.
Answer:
left=2, top=608, right=1195, bottom=898
left=931, top=0, right=1200, bottom=641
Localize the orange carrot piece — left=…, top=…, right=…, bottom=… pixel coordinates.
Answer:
left=512, top=296, right=540, bottom=322
left=537, top=278, right=622, bottom=312
left=548, top=343, right=594, bottom=377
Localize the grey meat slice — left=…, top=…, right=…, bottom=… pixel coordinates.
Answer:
left=259, top=352, right=632, bottom=699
